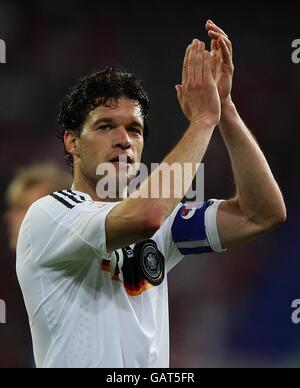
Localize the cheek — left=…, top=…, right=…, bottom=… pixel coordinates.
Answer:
left=135, top=138, right=144, bottom=158
left=81, top=134, right=110, bottom=161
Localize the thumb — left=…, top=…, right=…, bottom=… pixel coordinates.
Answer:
left=175, top=85, right=183, bottom=100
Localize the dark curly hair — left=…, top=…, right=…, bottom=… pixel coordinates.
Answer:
left=57, top=67, right=150, bottom=169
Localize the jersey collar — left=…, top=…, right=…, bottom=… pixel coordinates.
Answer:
left=70, top=190, right=92, bottom=202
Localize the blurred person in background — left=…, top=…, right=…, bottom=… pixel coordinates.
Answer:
left=0, top=162, right=72, bottom=368
left=5, top=162, right=72, bottom=251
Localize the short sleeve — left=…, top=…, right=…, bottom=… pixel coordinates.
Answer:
left=23, top=195, right=119, bottom=267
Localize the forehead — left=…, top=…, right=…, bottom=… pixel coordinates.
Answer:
left=88, top=98, right=144, bottom=126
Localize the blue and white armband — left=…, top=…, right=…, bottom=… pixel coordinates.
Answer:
left=171, top=200, right=226, bottom=255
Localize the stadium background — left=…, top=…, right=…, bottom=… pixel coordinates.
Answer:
left=0, top=0, right=299, bottom=368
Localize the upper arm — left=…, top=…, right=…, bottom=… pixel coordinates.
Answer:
left=158, top=200, right=226, bottom=272
left=216, top=198, right=273, bottom=250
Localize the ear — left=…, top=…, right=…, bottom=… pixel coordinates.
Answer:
left=64, top=131, right=80, bottom=159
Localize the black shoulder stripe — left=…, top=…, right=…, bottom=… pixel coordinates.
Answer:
left=58, top=191, right=83, bottom=204
left=50, top=193, right=75, bottom=209
left=67, top=190, right=86, bottom=202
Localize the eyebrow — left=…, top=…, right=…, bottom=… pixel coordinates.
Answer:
left=92, top=117, right=144, bottom=130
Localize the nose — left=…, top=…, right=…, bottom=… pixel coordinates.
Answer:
left=114, top=126, right=132, bottom=149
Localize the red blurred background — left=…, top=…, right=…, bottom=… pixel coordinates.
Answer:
left=0, top=0, right=299, bottom=368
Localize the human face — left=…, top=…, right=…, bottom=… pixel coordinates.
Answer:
left=74, top=98, right=145, bottom=193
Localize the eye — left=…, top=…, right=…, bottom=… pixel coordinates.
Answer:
left=128, top=128, right=142, bottom=135
left=97, top=125, right=112, bottom=131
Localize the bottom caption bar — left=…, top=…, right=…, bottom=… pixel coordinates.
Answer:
left=101, top=370, right=200, bottom=385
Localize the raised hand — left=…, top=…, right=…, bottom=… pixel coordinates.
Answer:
left=206, top=20, right=234, bottom=107
left=176, top=39, right=221, bottom=128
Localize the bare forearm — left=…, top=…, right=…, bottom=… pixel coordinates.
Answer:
left=108, top=39, right=221, bottom=247
left=107, top=120, right=216, bottom=252
left=124, top=38, right=222, bottom=229
left=127, top=120, right=215, bottom=225
left=219, top=102, right=286, bottom=225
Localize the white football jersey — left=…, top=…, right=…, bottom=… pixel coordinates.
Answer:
left=16, top=190, right=224, bottom=368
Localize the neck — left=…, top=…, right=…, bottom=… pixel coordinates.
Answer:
left=72, top=167, right=123, bottom=203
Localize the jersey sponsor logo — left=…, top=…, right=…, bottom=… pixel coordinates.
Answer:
left=123, top=246, right=134, bottom=259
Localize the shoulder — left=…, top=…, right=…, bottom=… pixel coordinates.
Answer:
left=19, top=191, right=89, bottom=235
left=27, top=190, right=96, bottom=217
left=26, top=190, right=119, bottom=229
left=38, top=190, right=90, bottom=211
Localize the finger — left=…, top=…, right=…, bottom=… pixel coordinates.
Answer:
left=218, top=37, right=233, bottom=66
left=187, top=39, right=198, bottom=84
left=182, top=45, right=191, bottom=85
left=176, top=84, right=183, bottom=94
left=206, top=21, right=221, bottom=52
left=178, top=85, right=184, bottom=95
left=203, top=50, right=214, bottom=84
left=175, top=85, right=183, bottom=104
left=195, top=41, right=205, bottom=83
left=210, top=50, right=217, bottom=79
left=206, top=20, right=228, bottom=39
left=211, top=37, right=219, bottom=52
left=208, top=30, right=233, bottom=55
left=179, top=85, right=183, bottom=96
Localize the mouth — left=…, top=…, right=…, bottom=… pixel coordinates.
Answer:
left=109, top=155, right=134, bottom=166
